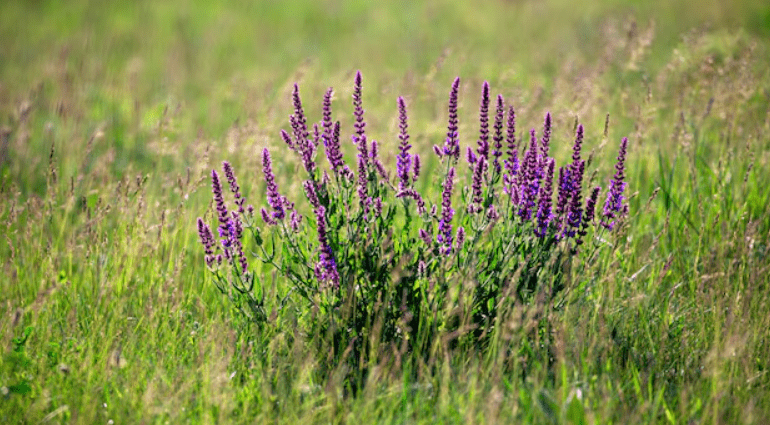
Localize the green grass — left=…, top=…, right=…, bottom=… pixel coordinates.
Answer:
left=2, top=0, right=770, bottom=423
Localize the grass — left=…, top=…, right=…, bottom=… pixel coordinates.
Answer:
left=1, top=0, right=770, bottom=423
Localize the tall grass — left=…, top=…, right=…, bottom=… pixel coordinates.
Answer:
left=1, top=0, right=769, bottom=423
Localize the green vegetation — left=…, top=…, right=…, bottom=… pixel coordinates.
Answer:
left=1, top=0, right=769, bottom=423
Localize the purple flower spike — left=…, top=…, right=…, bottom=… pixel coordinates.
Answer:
left=290, top=209, right=302, bottom=232
left=280, top=129, right=295, bottom=152
left=314, top=205, right=339, bottom=289
left=492, top=94, right=505, bottom=174
left=303, top=180, right=320, bottom=209
left=322, top=87, right=334, bottom=143
left=444, top=77, right=461, bottom=161
left=518, top=129, right=540, bottom=221
left=419, top=228, right=433, bottom=246
left=476, top=81, right=490, bottom=162
left=487, top=204, right=500, bottom=221
left=353, top=71, right=366, bottom=138
left=540, top=112, right=552, bottom=165
left=564, top=160, right=586, bottom=238
left=222, top=161, right=245, bottom=214
left=535, top=158, right=555, bottom=237
left=466, top=146, right=477, bottom=165
left=437, top=167, right=456, bottom=254
left=370, top=139, right=388, bottom=181
left=291, top=84, right=309, bottom=148
left=228, top=212, right=248, bottom=274
left=211, top=169, right=229, bottom=238
left=577, top=186, right=601, bottom=246
left=197, top=218, right=216, bottom=267
left=396, top=96, right=412, bottom=191
left=570, top=124, right=584, bottom=190
left=455, top=226, right=466, bottom=251
left=396, top=188, right=427, bottom=215
left=260, top=208, right=275, bottom=225
left=555, top=166, right=571, bottom=226
left=468, top=156, right=486, bottom=214
left=357, top=153, right=370, bottom=214
left=325, top=121, right=345, bottom=173
left=602, top=137, right=628, bottom=230
left=571, top=124, right=584, bottom=166
left=413, top=153, right=421, bottom=181
left=505, top=105, right=518, bottom=174
left=262, top=148, right=285, bottom=222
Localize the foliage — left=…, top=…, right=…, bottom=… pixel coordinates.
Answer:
left=197, top=72, right=630, bottom=388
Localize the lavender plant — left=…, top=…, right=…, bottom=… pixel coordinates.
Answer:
left=197, top=72, right=630, bottom=381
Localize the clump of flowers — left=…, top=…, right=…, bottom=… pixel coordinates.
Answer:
left=197, top=71, right=629, bottom=379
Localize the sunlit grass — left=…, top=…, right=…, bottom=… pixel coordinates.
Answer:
left=1, top=0, right=769, bottom=423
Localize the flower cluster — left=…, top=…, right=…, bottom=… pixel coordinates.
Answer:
left=196, top=72, right=631, bottom=370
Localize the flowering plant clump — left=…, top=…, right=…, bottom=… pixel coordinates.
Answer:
left=197, top=71, right=629, bottom=378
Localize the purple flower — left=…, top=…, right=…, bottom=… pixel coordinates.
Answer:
left=280, top=129, right=295, bottom=152
left=476, top=81, right=490, bottom=162
left=563, top=160, right=585, bottom=238
left=290, top=209, right=302, bottom=232
left=466, top=146, right=477, bottom=165
left=312, top=122, right=321, bottom=149
left=554, top=166, right=571, bottom=228
left=436, top=77, right=461, bottom=161
left=396, top=96, right=412, bottom=191
left=570, top=124, right=584, bottom=190
left=324, top=121, right=347, bottom=175
left=602, top=137, right=628, bottom=230
left=577, top=186, right=601, bottom=246
left=322, top=87, right=334, bottom=143
left=289, top=84, right=317, bottom=176
left=571, top=124, right=584, bottom=167
left=222, top=161, right=245, bottom=214
left=396, top=188, right=427, bottom=215
left=197, top=218, right=216, bottom=267
left=260, top=208, right=275, bottom=225
left=468, top=156, right=486, bottom=214
left=419, top=228, right=432, bottom=246
left=535, top=158, right=555, bottom=237
left=353, top=70, right=366, bottom=138
left=314, top=205, right=339, bottom=289
left=357, top=153, right=370, bottom=214
left=486, top=205, right=500, bottom=222
left=413, top=154, right=421, bottom=182
left=290, top=84, right=309, bottom=148
left=303, top=180, right=320, bottom=209
left=492, top=94, right=505, bottom=174
left=455, top=226, right=466, bottom=251
left=370, top=139, right=388, bottom=181
left=228, top=212, right=248, bottom=274
left=354, top=133, right=369, bottom=166
left=518, top=129, right=540, bottom=221
left=437, top=167, right=456, bottom=254
left=211, top=169, right=230, bottom=238
left=505, top=105, right=518, bottom=174
left=261, top=148, right=285, bottom=223
left=540, top=112, right=552, bottom=166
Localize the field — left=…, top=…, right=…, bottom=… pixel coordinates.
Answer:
left=2, top=0, right=770, bottom=423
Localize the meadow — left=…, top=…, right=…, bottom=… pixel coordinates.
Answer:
left=2, top=0, right=770, bottom=423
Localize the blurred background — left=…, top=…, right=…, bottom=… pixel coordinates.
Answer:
left=2, top=0, right=769, bottom=197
